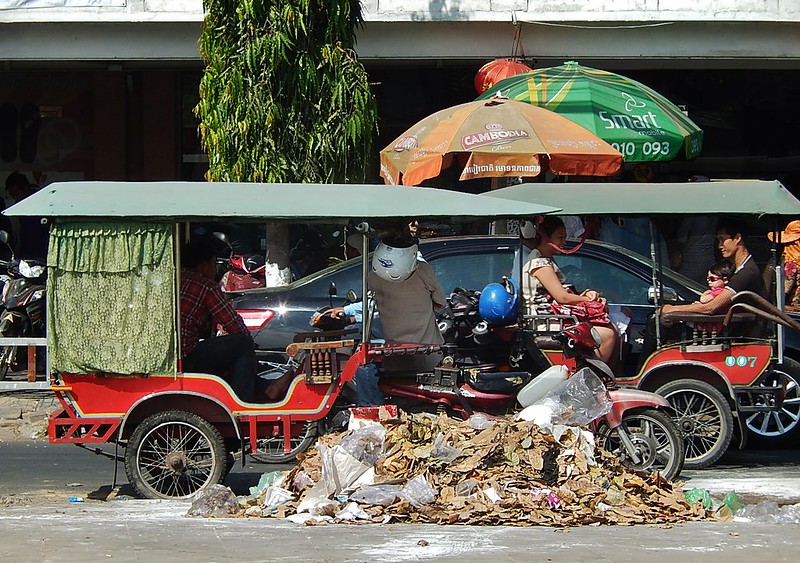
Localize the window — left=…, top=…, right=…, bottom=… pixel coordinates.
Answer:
left=556, top=254, right=651, bottom=305
left=428, top=249, right=515, bottom=293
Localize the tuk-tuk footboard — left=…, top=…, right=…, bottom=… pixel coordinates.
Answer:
left=734, top=385, right=784, bottom=414
left=48, top=404, right=121, bottom=443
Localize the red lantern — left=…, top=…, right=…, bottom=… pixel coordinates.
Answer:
left=474, top=58, right=532, bottom=94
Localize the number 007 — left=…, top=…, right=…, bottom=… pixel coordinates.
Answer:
left=725, top=355, right=758, bottom=367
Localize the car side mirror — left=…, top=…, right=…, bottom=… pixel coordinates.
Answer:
left=346, top=289, right=358, bottom=303
left=649, top=285, right=679, bottom=304
left=328, top=282, right=338, bottom=297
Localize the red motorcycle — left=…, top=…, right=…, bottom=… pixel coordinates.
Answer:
left=213, top=232, right=267, bottom=291
left=377, top=293, right=685, bottom=480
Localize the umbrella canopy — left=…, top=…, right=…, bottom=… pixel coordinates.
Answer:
left=379, top=97, right=623, bottom=187
left=477, top=62, right=703, bottom=163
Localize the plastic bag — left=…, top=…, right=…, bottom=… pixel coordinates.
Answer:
left=534, top=368, right=612, bottom=427
left=260, top=486, right=295, bottom=510
left=722, top=491, right=744, bottom=514
left=467, top=413, right=496, bottom=430
left=186, top=484, right=240, bottom=518
left=399, top=475, right=437, bottom=507
left=431, top=433, right=463, bottom=464
left=349, top=484, right=402, bottom=507
left=335, top=502, right=372, bottom=521
left=319, top=443, right=372, bottom=496
left=249, top=470, right=285, bottom=497
left=339, top=425, right=386, bottom=465
left=684, top=487, right=713, bottom=510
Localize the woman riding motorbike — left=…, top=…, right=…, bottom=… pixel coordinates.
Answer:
left=520, top=216, right=618, bottom=364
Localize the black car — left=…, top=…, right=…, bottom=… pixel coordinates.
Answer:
left=232, top=235, right=800, bottom=443
left=232, top=235, right=704, bottom=359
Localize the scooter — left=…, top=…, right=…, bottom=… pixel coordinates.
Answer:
left=0, top=231, right=47, bottom=380
left=213, top=232, right=267, bottom=292
left=378, top=320, right=685, bottom=480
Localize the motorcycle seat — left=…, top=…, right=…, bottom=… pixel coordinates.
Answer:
left=464, top=369, right=531, bottom=394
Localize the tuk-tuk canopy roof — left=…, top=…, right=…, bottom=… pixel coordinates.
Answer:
left=3, top=181, right=560, bottom=222
left=485, top=180, right=800, bottom=217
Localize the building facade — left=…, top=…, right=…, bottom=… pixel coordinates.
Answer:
left=0, top=1, right=798, bottom=189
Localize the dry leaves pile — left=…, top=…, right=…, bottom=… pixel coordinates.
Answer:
left=270, top=411, right=708, bottom=526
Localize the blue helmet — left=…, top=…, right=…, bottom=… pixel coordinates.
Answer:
left=478, top=278, right=519, bottom=324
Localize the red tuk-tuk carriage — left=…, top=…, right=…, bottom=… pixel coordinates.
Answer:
left=486, top=180, right=800, bottom=469
left=4, top=181, right=554, bottom=499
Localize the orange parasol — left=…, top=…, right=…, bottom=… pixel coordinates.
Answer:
left=379, top=97, right=623, bottom=187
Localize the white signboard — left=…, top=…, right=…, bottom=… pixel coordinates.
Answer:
left=0, top=0, right=126, bottom=8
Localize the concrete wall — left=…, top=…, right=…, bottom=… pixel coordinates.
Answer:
left=2, top=0, right=799, bottom=23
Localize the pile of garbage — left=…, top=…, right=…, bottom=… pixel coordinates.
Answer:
left=190, top=407, right=710, bottom=526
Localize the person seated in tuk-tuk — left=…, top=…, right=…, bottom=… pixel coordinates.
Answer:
left=638, top=217, right=768, bottom=367
left=180, top=237, right=282, bottom=402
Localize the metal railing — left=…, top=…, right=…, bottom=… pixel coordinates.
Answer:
left=0, top=336, right=48, bottom=389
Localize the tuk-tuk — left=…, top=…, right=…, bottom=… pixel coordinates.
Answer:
left=4, top=181, right=555, bottom=499
left=486, top=179, right=800, bottom=469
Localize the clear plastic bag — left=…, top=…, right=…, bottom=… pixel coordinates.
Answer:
left=399, top=475, right=437, bottom=507
left=339, top=425, right=387, bottom=466
left=349, top=484, right=402, bottom=506
left=467, top=413, right=496, bottom=430
left=431, top=433, right=463, bottom=464
left=536, top=368, right=612, bottom=427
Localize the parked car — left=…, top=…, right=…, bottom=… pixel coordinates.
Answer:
left=232, top=235, right=800, bottom=444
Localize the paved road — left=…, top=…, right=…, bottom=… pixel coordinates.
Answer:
left=2, top=441, right=799, bottom=505
left=1, top=441, right=800, bottom=563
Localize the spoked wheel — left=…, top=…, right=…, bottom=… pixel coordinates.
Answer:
left=596, top=408, right=685, bottom=481
left=656, top=379, right=733, bottom=469
left=0, top=346, right=14, bottom=380
left=124, top=410, right=226, bottom=499
left=250, top=421, right=318, bottom=464
left=745, top=359, right=800, bottom=444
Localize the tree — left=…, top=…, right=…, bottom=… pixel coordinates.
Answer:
left=196, top=0, right=378, bottom=283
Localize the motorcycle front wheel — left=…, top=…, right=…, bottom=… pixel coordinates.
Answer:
left=0, top=345, right=16, bottom=380
left=596, top=408, right=685, bottom=481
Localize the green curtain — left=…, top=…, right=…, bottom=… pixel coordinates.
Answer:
left=47, top=222, right=177, bottom=374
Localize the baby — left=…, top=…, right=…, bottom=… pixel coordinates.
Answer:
left=699, top=260, right=735, bottom=304
left=695, top=260, right=734, bottom=336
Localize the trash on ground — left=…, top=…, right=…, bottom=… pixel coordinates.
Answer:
left=735, top=501, right=800, bottom=524
left=186, top=484, right=240, bottom=518
left=243, top=410, right=708, bottom=526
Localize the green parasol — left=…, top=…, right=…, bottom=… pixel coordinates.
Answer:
left=477, top=61, right=703, bottom=162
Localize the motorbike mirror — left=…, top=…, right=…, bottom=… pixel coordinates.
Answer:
left=345, top=289, right=358, bottom=303
left=212, top=231, right=231, bottom=247
left=0, top=230, right=8, bottom=245
left=648, top=285, right=679, bottom=304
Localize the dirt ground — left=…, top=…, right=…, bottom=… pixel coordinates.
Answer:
left=0, top=390, right=54, bottom=443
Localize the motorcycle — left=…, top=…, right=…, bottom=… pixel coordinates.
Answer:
left=213, top=232, right=267, bottom=292
left=0, top=232, right=47, bottom=380
left=318, top=290, right=685, bottom=480
left=382, top=321, right=684, bottom=479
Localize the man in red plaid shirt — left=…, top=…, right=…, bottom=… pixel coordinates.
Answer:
left=180, top=237, right=258, bottom=402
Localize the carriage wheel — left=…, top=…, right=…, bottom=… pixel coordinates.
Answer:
left=125, top=410, right=226, bottom=499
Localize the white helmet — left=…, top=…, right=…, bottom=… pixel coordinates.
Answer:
left=371, top=241, right=418, bottom=282
left=520, top=220, right=537, bottom=240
